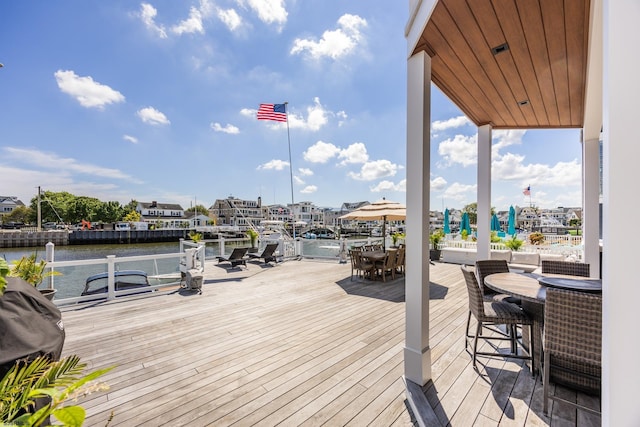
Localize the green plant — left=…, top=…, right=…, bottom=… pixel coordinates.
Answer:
left=461, top=229, right=469, bottom=241
left=529, top=232, right=545, bottom=245
left=429, top=230, right=444, bottom=248
left=246, top=229, right=259, bottom=247
left=9, top=253, right=61, bottom=287
left=0, top=258, right=9, bottom=296
left=490, top=231, right=502, bottom=243
left=188, top=231, right=203, bottom=243
left=0, top=355, right=113, bottom=426
left=391, top=232, right=406, bottom=246
left=504, top=234, right=524, bottom=251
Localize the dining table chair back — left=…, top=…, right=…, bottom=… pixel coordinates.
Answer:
left=542, top=287, right=602, bottom=415
left=349, top=249, right=361, bottom=281
left=460, top=265, right=533, bottom=370
left=395, top=246, right=406, bottom=275
left=541, top=260, right=590, bottom=277
left=475, top=260, right=521, bottom=304
left=378, top=251, right=396, bottom=282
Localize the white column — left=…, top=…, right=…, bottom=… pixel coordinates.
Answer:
left=602, top=0, right=640, bottom=424
left=582, top=137, right=600, bottom=277
left=404, top=50, right=432, bottom=385
left=476, top=124, right=492, bottom=260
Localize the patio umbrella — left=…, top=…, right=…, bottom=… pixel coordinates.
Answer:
left=491, top=213, right=501, bottom=231
left=507, top=206, right=516, bottom=235
left=461, top=212, right=471, bottom=235
left=443, top=209, right=450, bottom=234
left=339, top=199, right=406, bottom=249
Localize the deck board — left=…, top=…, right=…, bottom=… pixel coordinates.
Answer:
left=58, top=259, right=600, bottom=426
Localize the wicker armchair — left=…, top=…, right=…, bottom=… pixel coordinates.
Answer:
left=542, top=288, right=601, bottom=415
left=541, top=260, right=590, bottom=277
left=475, top=260, right=521, bottom=305
left=460, top=266, right=533, bottom=370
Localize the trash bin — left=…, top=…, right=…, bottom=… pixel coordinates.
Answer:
left=183, top=269, right=203, bottom=294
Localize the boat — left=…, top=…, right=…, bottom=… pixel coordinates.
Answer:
left=81, top=270, right=153, bottom=296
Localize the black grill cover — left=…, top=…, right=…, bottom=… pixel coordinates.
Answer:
left=0, top=277, right=65, bottom=376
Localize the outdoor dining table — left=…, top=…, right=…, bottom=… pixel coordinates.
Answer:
left=484, top=272, right=602, bottom=375
left=361, top=249, right=397, bottom=280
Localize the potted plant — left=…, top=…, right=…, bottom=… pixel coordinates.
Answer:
left=9, top=252, right=61, bottom=300
left=246, top=229, right=259, bottom=253
left=504, top=234, right=524, bottom=252
left=429, top=230, right=445, bottom=261
left=0, top=258, right=8, bottom=296
left=391, top=232, right=406, bottom=248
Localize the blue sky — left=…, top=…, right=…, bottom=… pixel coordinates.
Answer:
left=0, top=1, right=582, bottom=213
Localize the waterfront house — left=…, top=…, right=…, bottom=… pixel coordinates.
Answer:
left=209, top=196, right=265, bottom=228
left=136, top=201, right=185, bottom=229
left=404, top=0, right=636, bottom=423
left=0, top=196, right=24, bottom=220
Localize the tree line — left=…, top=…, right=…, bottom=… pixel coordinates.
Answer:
left=1, top=191, right=209, bottom=226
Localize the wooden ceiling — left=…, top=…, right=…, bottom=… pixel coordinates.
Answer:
left=412, top=0, right=591, bottom=129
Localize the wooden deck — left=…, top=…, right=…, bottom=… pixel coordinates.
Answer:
left=60, top=259, right=601, bottom=426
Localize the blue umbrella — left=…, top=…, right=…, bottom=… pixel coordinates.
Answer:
left=491, top=213, right=500, bottom=231
left=508, top=206, right=516, bottom=235
left=443, top=209, right=450, bottom=234
left=461, top=212, right=471, bottom=235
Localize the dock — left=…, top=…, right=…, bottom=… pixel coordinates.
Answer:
left=59, top=260, right=600, bottom=426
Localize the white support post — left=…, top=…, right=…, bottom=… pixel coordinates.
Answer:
left=602, top=0, right=640, bottom=423
left=582, top=137, right=600, bottom=277
left=477, top=124, right=492, bottom=260
left=404, top=50, right=432, bottom=386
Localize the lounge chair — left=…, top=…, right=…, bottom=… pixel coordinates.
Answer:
left=216, top=247, right=249, bottom=268
left=248, top=243, right=279, bottom=264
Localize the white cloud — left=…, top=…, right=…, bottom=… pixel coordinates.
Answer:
left=137, top=106, right=170, bottom=125
left=123, top=135, right=139, bottom=144
left=438, top=134, right=477, bottom=167
left=338, top=142, right=369, bottom=165
left=290, top=13, right=367, bottom=60
left=242, top=0, right=287, bottom=30
left=443, top=182, right=477, bottom=202
left=370, top=179, right=405, bottom=193
left=348, top=160, right=399, bottom=181
left=293, top=176, right=305, bottom=185
left=300, top=185, right=317, bottom=194
left=430, top=176, right=447, bottom=191
left=3, top=147, right=138, bottom=181
left=432, top=115, right=471, bottom=132
left=54, top=70, right=125, bottom=109
left=257, top=159, right=289, bottom=171
left=210, top=122, right=240, bottom=134
left=298, top=168, right=313, bottom=176
left=493, top=129, right=526, bottom=152
left=492, top=153, right=581, bottom=187
left=172, top=6, right=205, bottom=35
left=139, top=3, right=167, bottom=38
left=218, top=8, right=242, bottom=31
left=303, top=141, right=340, bottom=163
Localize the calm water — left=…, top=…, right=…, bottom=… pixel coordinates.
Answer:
left=1, top=240, right=346, bottom=299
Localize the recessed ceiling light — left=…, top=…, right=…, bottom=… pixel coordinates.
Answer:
left=518, top=100, right=529, bottom=106
left=491, top=43, right=509, bottom=55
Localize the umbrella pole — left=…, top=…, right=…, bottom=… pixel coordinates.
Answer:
left=382, top=216, right=386, bottom=250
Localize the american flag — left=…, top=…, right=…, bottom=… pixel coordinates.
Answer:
left=523, top=185, right=531, bottom=196
left=257, top=103, right=287, bottom=122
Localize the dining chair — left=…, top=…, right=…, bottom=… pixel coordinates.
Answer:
left=395, top=246, right=406, bottom=276
left=460, top=266, right=533, bottom=371
left=376, top=251, right=396, bottom=282
left=355, top=250, right=375, bottom=280
left=541, top=260, right=590, bottom=277
left=349, top=249, right=361, bottom=281
left=475, top=260, right=522, bottom=305
left=542, top=288, right=601, bottom=415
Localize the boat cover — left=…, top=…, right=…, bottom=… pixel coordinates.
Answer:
left=0, top=277, right=65, bottom=376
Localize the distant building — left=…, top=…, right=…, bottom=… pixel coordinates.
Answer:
left=0, top=196, right=25, bottom=220
left=288, top=201, right=324, bottom=226
left=209, top=196, right=265, bottom=229
left=136, top=201, right=185, bottom=228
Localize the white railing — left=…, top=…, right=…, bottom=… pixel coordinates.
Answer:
left=438, top=234, right=584, bottom=259
left=43, top=242, right=206, bottom=306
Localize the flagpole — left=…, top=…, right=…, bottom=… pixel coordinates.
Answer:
left=284, top=101, right=296, bottom=238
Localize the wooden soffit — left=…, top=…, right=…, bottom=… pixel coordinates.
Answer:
left=411, top=0, right=591, bottom=129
